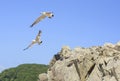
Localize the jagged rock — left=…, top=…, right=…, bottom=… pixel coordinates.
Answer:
left=38, top=41, right=120, bottom=81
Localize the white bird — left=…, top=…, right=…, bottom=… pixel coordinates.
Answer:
left=23, top=30, right=42, bottom=50
left=30, top=12, right=54, bottom=27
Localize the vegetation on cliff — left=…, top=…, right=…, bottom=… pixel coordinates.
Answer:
left=0, top=64, right=48, bottom=81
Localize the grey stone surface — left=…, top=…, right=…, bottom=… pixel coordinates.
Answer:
left=38, top=41, right=120, bottom=81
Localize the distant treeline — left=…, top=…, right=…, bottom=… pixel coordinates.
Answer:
left=0, top=64, right=48, bottom=81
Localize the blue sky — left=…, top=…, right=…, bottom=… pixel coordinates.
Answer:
left=0, top=0, right=120, bottom=72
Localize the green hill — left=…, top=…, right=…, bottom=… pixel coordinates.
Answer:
left=0, top=64, right=48, bottom=81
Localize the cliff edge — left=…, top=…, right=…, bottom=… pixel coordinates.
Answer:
left=38, top=42, right=120, bottom=81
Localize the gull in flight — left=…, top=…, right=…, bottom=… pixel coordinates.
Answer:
left=30, top=12, right=54, bottom=27
left=23, top=30, right=42, bottom=50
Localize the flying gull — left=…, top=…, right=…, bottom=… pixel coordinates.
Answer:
left=23, top=30, right=42, bottom=50
left=30, top=12, right=54, bottom=27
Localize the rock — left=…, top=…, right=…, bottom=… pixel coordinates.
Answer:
left=38, top=73, right=48, bottom=81
left=38, top=41, right=120, bottom=81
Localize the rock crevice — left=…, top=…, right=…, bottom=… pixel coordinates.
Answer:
left=38, top=42, right=120, bottom=81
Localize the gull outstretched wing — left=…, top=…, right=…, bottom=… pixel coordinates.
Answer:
left=23, top=41, right=35, bottom=51
left=35, top=30, right=42, bottom=40
left=30, top=15, right=46, bottom=27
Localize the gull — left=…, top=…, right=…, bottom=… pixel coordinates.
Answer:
left=23, top=30, right=42, bottom=50
left=30, top=12, right=54, bottom=27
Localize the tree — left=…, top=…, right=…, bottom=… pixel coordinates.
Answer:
left=0, top=64, right=48, bottom=81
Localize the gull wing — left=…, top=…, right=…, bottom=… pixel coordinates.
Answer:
left=35, top=30, right=42, bottom=41
left=23, top=42, right=35, bottom=51
left=30, top=15, right=46, bottom=27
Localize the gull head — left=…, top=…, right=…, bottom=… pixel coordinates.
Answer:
left=48, top=13, right=54, bottom=18
left=38, top=41, right=42, bottom=45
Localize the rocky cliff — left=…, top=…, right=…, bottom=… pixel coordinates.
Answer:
left=38, top=42, right=120, bottom=81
